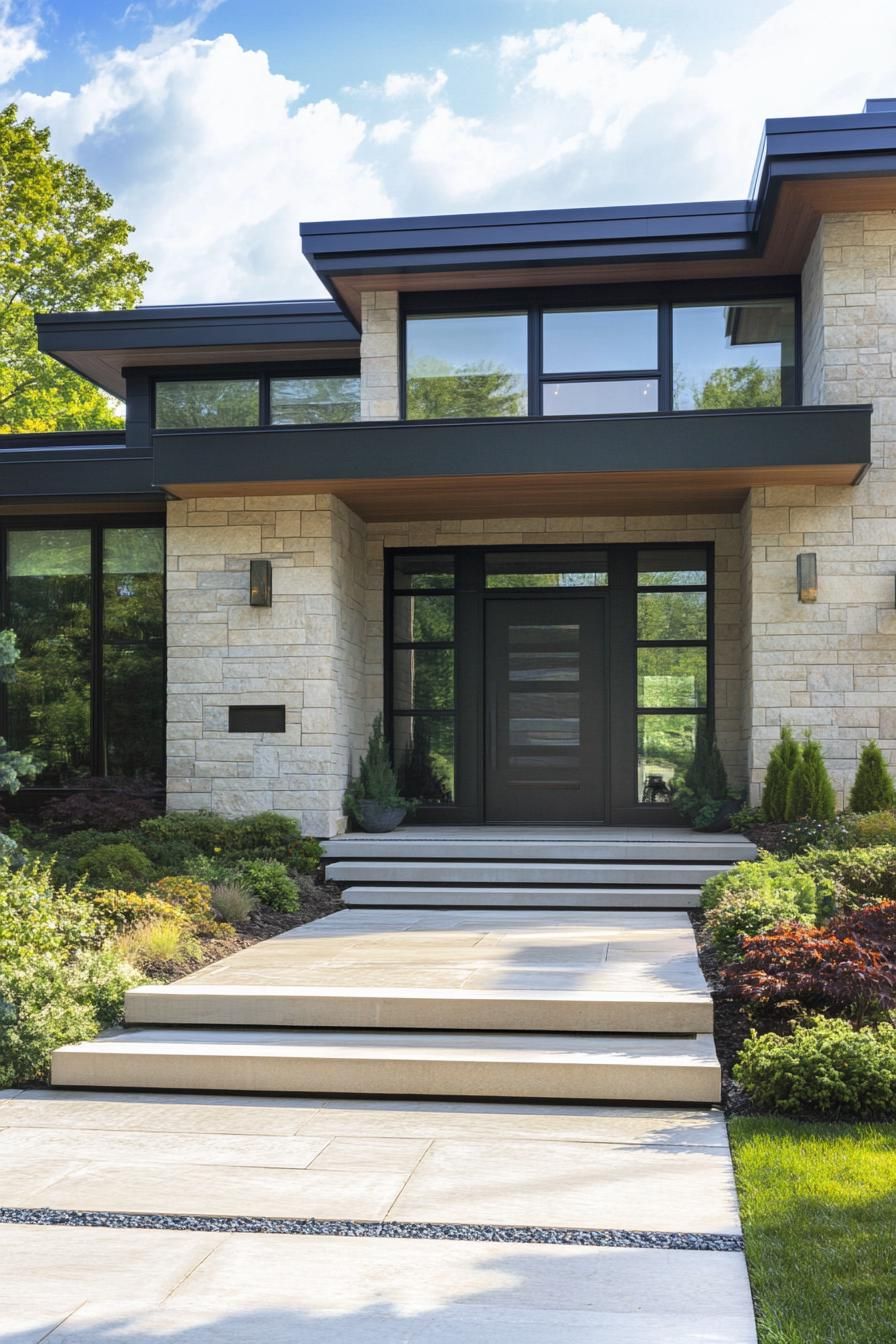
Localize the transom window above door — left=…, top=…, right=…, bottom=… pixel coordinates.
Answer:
left=402, top=291, right=798, bottom=420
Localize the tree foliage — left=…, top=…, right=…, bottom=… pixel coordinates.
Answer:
left=406, top=357, right=526, bottom=420
left=692, top=360, right=782, bottom=410
left=786, top=734, right=836, bottom=822
left=0, top=630, right=37, bottom=793
left=849, top=741, right=896, bottom=814
left=761, top=726, right=800, bottom=823
left=0, top=104, right=150, bottom=433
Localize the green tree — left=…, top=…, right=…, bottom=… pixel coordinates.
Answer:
left=693, top=360, right=782, bottom=410
left=761, top=726, right=801, bottom=822
left=0, top=631, right=38, bottom=793
left=406, top=357, right=526, bottom=419
left=785, top=733, right=836, bottom=822
left=849, top=741, right=896, bottom=814
left=0, top=104, right=150, bottom=433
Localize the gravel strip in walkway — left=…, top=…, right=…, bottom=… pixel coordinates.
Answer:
left=0, top=1205, right=743, bottom=1251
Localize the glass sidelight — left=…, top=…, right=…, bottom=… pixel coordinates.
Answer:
left=390, top=554, right=456, bottom=803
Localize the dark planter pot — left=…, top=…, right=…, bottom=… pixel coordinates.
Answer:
left=699, top=798, right=742, bottom=833
left=356, top=800, right=407, bottom=833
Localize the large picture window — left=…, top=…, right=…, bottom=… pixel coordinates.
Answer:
left=2, top=520, right=165, bottom=786
left=402, top=290, right=797, bottom=420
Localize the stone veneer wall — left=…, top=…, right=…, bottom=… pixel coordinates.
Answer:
left=166, top=494, right=368, bottom=837
left=359, top=291, right=399, bottom=420
left=743, top=210, right=896, bottom=803
left=365, top=515, right=747, bottom=795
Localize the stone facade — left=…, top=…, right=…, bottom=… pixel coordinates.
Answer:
left=166, top=494, right=368, bottom=836
left=743, top=210, right=896, bottom=803
left=359, top=291, right=399, bottom=420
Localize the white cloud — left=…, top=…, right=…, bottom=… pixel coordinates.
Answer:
left=14, top=22, right=392, bottom=302
left=370, top=116, right=411, bottom=145
left=0, top=0, right=43, bottom=85
left=348, top=67, right=447, bottom=101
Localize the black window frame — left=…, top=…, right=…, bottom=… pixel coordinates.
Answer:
left=151, top=361, right=361, bottom=432
left=0, top=512, right=166, bottom=797
left=399, top=278, right=801, bottom=420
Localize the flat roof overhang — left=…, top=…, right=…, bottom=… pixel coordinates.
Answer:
left=301, top=105, right=896, bottom=321
left=35, top=300, right=360, bottom=399
left=0, top=431, right=161, bottom=510
left=154, top=404, right=871, bottom=521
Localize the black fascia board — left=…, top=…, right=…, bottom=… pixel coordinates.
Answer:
left=153, top=404, right=870, bottom=489
left=301, top=106, right=896, bottom=294
left=0, top=430, right=159, bottom=500
left=35, top=299, right=359, bottom=357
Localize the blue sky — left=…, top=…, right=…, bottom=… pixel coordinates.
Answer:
left=1, top=0, right=894, bottom=302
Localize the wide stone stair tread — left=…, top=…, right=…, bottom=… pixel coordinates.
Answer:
left=326, top=860, right=728, bottom=886
left=52, top=1026, right=722, bottom=1104
left=124, top=982, right=713, bottom=1034
left=323, top=837, right=756, bottom=863
left=341, top=884, right=703, bottom=909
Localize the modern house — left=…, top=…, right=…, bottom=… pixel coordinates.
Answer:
left=7, top=96, right=896, bottom=839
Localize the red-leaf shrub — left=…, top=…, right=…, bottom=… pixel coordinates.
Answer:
left=39, top=778, right=161, bottom=833
left=721, top=923, right=896, bottom=1026
left=829, top=900, right=896, bottom=958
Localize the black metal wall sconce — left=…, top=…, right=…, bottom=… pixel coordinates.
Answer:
left=249, top=559, right=272, bottom=607
left=797, top=553, right=817, bottom=604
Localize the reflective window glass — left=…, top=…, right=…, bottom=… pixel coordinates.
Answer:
left=393, top=649, right=454, bottom=710
left=486, top=551, right=608, bottom=589
left=392, top=554, right=455, bottom=590
left=543, top=379, right=658, bottom=415
left=638, top=714, right=698, bottom=802
left=405, top=313, right=528, bottom=419
left=393, top=716, right=455, bottom=804
left=638, top=646, right=707, bottom=708
left=542, top=308, right=657, bottom=373
left=155, top=379, right=260, bottom=429
left=637, top=549, right=707, bottom=587
left=393, top=595, right=454, bottom=644
left=637, top=591, right=707, bottom=641
left=270, top=375, right=360, bottom=425
left=672, top=299, right=796, bottom=410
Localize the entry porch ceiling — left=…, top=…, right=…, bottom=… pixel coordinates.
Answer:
left=155, top=403, right=871, bottom=522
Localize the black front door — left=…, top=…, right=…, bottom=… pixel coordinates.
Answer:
left=484, top=596, right=607, bottom=823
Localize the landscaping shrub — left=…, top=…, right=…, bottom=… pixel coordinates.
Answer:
left=115, top=918, right=201, bottom=971
left=829, top=901, right=896, bottom=959
left=39, top=776, right=161, bottom=833
left=797, top=845, right=896, bottom=909
left=701, top=854, right=823, bottom=919
left=704, top=892, right=813, bottom=962
left=845, top=810, right=896, bottom=848
left=228, top=812, right=321, bottom=871
left=733, top=1017, right=896, bottom=1118
left=765, top=815, right=855, bottom=857
left=138, top=809, right=321, bottom=873
left=147, top=876, right=220, bottom=934
left=211, top=880, right=257, bottom=924
left=89, top=888, right=186, bottom=932
left=785, top=735, right=836, bottom=822
left=0, top=860, right=147, bottom=1086
left=77, top=841, right=154, bottom=889
left=138, top=810, right=231, bottom=855
left=849, top=742, right=896, bottom=814
left=721, top=925, right=896, bottom=1025
left=761, top=726, right=801, bottom=823
left=237, top=858, right=300, bottom=912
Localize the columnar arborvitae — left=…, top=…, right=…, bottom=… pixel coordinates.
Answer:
left=761, top=726, right=800, bottom=822
left=849, top=740, right=896, bottom=814
left=785, top=733, right=836, bottom=821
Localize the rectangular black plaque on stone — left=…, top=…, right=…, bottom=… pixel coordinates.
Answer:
left=228, top=705, right=286, bottom=733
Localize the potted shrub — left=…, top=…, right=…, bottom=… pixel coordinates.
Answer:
left=344, top=715, right=410, bottom=833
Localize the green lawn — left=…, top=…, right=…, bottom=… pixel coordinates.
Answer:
left=728, top=1118, right=896, bottom=1344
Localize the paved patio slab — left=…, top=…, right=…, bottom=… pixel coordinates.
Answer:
left=0, top=1225, right=757, bottom=1343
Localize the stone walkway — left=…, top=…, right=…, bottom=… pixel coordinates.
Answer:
left=0, top=1087, right=757, bottom=1342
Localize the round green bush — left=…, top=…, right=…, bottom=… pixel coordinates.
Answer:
left=703, top=889, right=811, bottom=961
left=77, top=842, right=154, bottom=889
left=237, top=858, right=300, bottom=913
left=701, top=854, right=823, bottom=920
left=734, top=1017, right=896, bottom=1118
left=797, top=845, right=896, bottom=909
left=849, top=741, right=896, bottom=814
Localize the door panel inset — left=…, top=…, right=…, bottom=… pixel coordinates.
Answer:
left=485, top=598, right=606, bottom=823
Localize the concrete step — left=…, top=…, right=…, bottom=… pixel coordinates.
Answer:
left=326, top=859, right=726, bottom=887
left=323, top=837, right=756, bottom=863
left=51, top=1027, right=722, bottom=1104
left=124, top=983, right=713, bottom=1034
left=341, top=885, right=703, bottom=909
